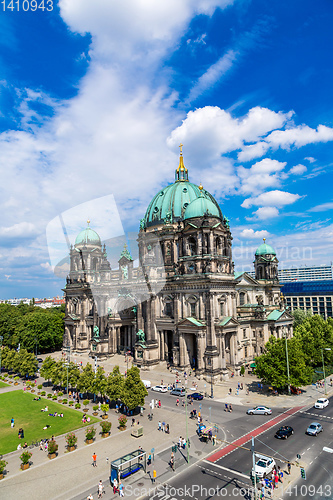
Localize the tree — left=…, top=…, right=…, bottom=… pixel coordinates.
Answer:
left=255, top=336, right=312, bottom=388
left=40, top=356, right=56, bottom=385
left=18, top=349, right=38, bottom=377
left=121, top=366, right=147, bottom=410
left=106, top=366, right=124, bottom=402
left=93, top=366, right=107, bottom=399
left=294, top=315, right=333, bottom=366
left=77, top=363, right=95, bottom=395
left=291, top=308, right=312, bottom=328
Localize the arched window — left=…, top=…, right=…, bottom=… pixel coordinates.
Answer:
left=188, top=237, right=196, bottom=256
left=240, top=292, right=246, bottom=306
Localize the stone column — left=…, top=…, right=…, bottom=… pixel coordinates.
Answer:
left=196, top=334, right=205, bottom=371
left=160, top=331, right=165, bottom=360
left=179, top=334, right=187, bottom=367
left=199, top=294, right=204, bottom=320
left=209, top=232, right=214, bottom=255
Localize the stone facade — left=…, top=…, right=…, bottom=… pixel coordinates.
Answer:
left=63, top=153, right=293, bottom=379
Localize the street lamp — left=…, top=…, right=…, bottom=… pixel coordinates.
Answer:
left=321, top=348, right=331, bottom=395
left=283, top=329, right=291, bottom=395
left=210, top=361, right=214, bottom=399
left=184, top=379, right=190, bottom=464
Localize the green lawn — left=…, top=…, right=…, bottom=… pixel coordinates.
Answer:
left=0, top=380, right=9, bottom=388
left=0, top=391, right=99, bottom=455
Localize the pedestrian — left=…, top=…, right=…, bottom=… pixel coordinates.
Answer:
left=274, top=473, right=279, bottom=489
left=158, top=421, right=161, bottom=431
left=166, top=423, right=170, bottom=434
left=280, top=469, right=284, bottom=483
left=225, top=403, right=228, bottom=411
left=287, top=462, right=291, bottom=475
left=155, top=399, right=158, bottom=408
left=147, top=454, right=152, bottom=465
left=241, top=383, right=243, bottom=390
left=92, top=452, right=97, bottom=467
left=158, top=400, right=161, bottom=408
left=176, top=398, right=179, bottom=406
left=170, top=456, right=175, bottom=471
left=152, top=469, right=157, bottom=483
left=87, top=494, right=93, bottom=500
left=229, top=404, right=233, bottom=412
left=11, top=417, right=14, bottom=428
left=113, top=478, right=118, bottom=494
left=178, top=436, right=182, bottom=447
left=162, top=421, right=165, bottom=432
left=229, top=388, right=232, bottom=395
left=182, top=437, right=186, bottom=449
left=98, top=480, right=104, bottom=498
left=131, top=418, right=135, bottom=427
left=119, top=482, right=124, bottom=497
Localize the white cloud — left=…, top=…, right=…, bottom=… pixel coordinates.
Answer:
left=252, top=207, right=280, bottom=220
left=187, top=50, right=238, bottom=103
left=0, top=222, right=39, bottom=239
left=305, top=156, right=316, bottom=163
left=239, top=228, right=270, bottom=239
left=289, top=164, right=307, bottom=175
left=309, top=202, right=333, bottom=212
left=237, top=158, right=286, bottom=194
left=241, top=190, right=301, bottom=208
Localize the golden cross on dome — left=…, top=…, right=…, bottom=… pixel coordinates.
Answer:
left=87, top=219, right=90, bottom=226
left=179, top=143, right=183, bottom=155
left=263, top=238, right=266, bottom=243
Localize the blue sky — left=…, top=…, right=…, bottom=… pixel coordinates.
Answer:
left=1, top=0, right=333, bottom=298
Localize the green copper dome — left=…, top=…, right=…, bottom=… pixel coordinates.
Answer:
left=75, top=226, right=101, bottom=246
left=184, top=196, right=221, bottom=220
left=143, top=150, right=222, bottom=227
left=255, top=240, right=276, bottom=256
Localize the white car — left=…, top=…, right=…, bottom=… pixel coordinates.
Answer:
left=314, top=398, right=329, bottom=409
left=151, top=385, right=168, bottom=393
left=253, top=455, right=276, bottom=478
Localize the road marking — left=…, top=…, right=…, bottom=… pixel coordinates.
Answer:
left=206, top=406, right=305, bottom=463
left=323, top=446, right=333, bottom=453
left=203, top=460, right=249, bottom=479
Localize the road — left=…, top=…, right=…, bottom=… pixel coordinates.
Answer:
left=139, top=394, right=333, bottom=500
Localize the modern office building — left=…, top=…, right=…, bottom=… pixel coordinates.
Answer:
left=281, top=281, right=333, bottom=319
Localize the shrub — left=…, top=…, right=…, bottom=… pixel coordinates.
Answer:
left=0, top=459, right=8, bottom=474
left=69, top=401, right=74, bottom=406
left=41, top=391, right=46, bottom=396
left=100, top=421, right=112, bottom=434
left=20, top=451, right=32, bottom=465
left=58, top=392, right=63, bottom=397
left=75, top=403, right=81, bottom=409
left=65, top=432, right=77, bottom=447
left=14, top=376, right=20, bottom=382
left=101, top=403, right=109, bottom=415
left=118, top=415, right=127, bottom=428
left=85, top=427, right=96, bottom=440
left=83, top=399, right=90, bottom=407
left=9, top=374, right=13, bottom=379
left=93, top=405, right=99, bottom=412
left=52, top=395, right=57, bottom=400
left=240, top=365, right=245, bottom=376
left=47, top=393, right=52, bottom=398
left=37, top=384, right=43, bottom=390
left=47, top=440, right=58, bottom=454
left=62, top=399, right=68, bottom=404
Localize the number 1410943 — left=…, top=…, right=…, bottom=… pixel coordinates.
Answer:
left=1, top=0, right=53, bottom=11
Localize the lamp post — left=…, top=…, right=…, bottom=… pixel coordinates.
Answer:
left=185, top=379, right=190, bottom=464
left=321, top=348, right=331, bottom=395
left=283, top=328, right=291, bottom=395
left=210, top=360, right=214, bottom=399
left=64, top=346, right=71, bottom=396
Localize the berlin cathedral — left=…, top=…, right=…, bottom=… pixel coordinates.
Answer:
left=64, top=148, right=293, bottom=380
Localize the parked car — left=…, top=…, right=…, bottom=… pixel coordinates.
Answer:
left=314, top=398, right=329, bottom=409
left=142, top=380, right=151, bottom=389
left=253, top=455, right=276, bottom=478
left=306, top=422, right=323, bottom=436
left=37, top=358, right=43, bottom=363
left=247, top=406, right=272, bottom=415
left=275, top=425, right=294, bottom=439
left=170, top=388, right=186, bottom=397
left=187, top=392, right=203, bottom=400
left=151, top=385, right=168, bottom=393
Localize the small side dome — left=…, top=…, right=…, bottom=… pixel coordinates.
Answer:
left=75, top=226, right=101, bottom=247
left=184, top=196, right=221, bottom=220
left=255, top=239, right=276, bottom=256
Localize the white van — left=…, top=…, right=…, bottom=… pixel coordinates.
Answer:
left=142, top=380, right=151, bottom=389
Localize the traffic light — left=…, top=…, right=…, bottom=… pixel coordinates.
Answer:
left=172, top=445, right=177, bottom=453
left=300, top=468, right=306, bottom=480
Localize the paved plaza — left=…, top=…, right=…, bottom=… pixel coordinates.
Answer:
left=1, top=352, right=332, bottom=499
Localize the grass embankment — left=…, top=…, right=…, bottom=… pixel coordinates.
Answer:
left=0, top=380, right=9, bottom=388
left=0, top=390, right=99, bottom=455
